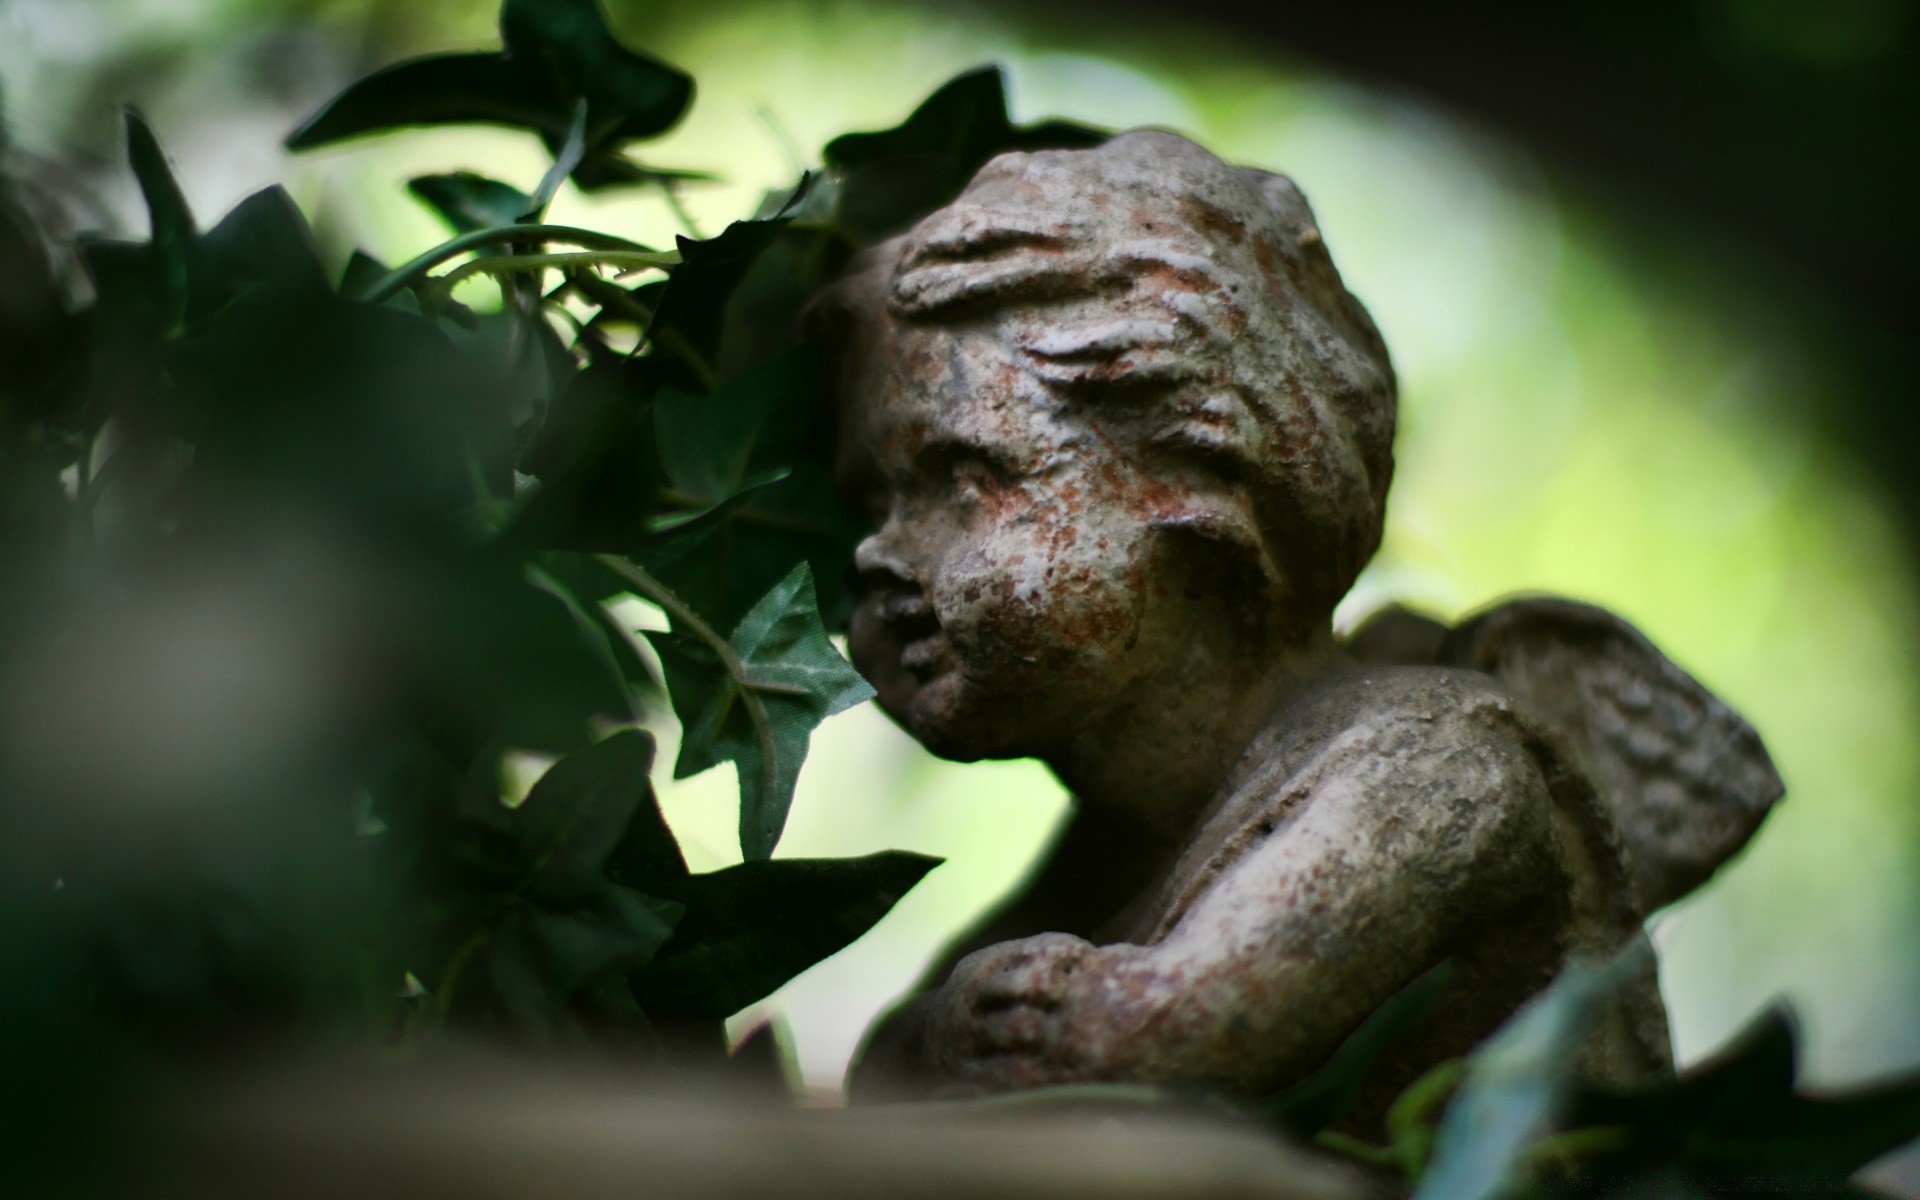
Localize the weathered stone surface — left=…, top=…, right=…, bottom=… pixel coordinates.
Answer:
left=817, top=130, right=1782, bottom=1118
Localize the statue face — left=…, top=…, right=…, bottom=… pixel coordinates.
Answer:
left=825, top=131, right=1397, bottom=762
left=837, top=313, right=1193, bottom=761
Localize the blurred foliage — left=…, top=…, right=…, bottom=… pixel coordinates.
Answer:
left=1246, top=952, right=1920, bottom=1198
left=0, top=0, right=1123, bottom=1170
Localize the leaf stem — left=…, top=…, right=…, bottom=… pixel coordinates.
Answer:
left=1313, top=1130, right=1404, bottom=1171
left=436, top=251, right=676, bottom=295
left=427, top=927, right=491, bottom=1024
left=358, top=224, right=674, bottom=304
left=1523, top=1125, right=1629, bottom=1171
left=1386, top=1058, right=1466, bottom=1178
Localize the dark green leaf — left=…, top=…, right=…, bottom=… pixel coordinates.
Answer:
left=0, top=187, right=88, bottom=428
left=646, top=215, right=791, bottom=388
left=637, top=459, right=863, bottom=632
left=432, top=564, right=635, bottom=753
left=525, top=888, right=680, bottom=999
left=643, top=468, right=788, bottom=539
left=510, top=729, right=660, bottom=904
left=286, top=52, right=564, bottom=148
left=716, top=223, right=851, bottom=376
left=503, top=357, right=672, bottom=555
left=653, top=374, right=787, bottom=505
left=487, top=910, right=561, bottom=1033
left=500, top=0, right=693, bottom=146
left=77, top=238, right=170, bottom=418
left=1257, top=962, right=1456, bottom=1138
left=648, top=561, right=873, bottom=859
left=631, top=343, right=861, bottom=631
left=1561, top=1006, right=1920, bottom=1192
left=122, top=107, right=194, bottom=323
left=186, top=187, right=330, bottom=321
left=823, top=67, right=1106, bottom=242
left=408, top=173, right=535, bottom=234
left=633, top=851, right=939, bottom=1017
left=338, top=250, right=390, bottom=296
left=167, top=289, right=491, bottom=522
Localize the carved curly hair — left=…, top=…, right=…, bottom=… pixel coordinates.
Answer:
left=818, top=129, right=1397, bottom=624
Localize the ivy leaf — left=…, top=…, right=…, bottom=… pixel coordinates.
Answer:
left=338, top=250, right=390, bottom=296
left=647, top=561, right=873, bottom=860
left=462, top=731, right=685, bottom=1035
left=285, top=0, right=690, bottom=188
left=510, top=728, right=660, bottom=904
left=637, top=343, right=863, bottom=631
left=643, top=468, right=788, bottom=540
left=503, top=357, right=671, bottom=555
left=166, top=286, right=492, bottom=522
left=652, top=366, right=792, bottom=505
left=823, top=67, right=1106, bottom=242
left=715, top=221, right=852, bottom=376
left=646, top=215, right=793, bottom=388
left=408, top=173, right=535, bottom=234
left=1560, top=1007, right=1920, bottom=1193
left=485, top=889, right=679, bottom=1036
left=499, top=0, right=693, bottom=146
left=285, top=52, right=562, bottom=147
left=431, top=563, right=636, bottom=754
left=0, top=185, right=88, bottom=428
left=637, top=467, right=863, bottom=634
left=632, top=851, right=939, bottom=1018
left=186, top=187, right=330, bottom=320
left=77, top=238, right=171, bottom=419
left=122, top=108, right=194, bottom=326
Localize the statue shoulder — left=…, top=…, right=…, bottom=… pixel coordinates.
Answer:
left=1346, top=599, right=1784, bottom=913
left=1261, top=660, right=1549, bottom=776
left=1142, top=663, right=1562, bottom=941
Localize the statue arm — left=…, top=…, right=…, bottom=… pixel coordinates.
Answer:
left=914, top=691, right=1562, bottom=1094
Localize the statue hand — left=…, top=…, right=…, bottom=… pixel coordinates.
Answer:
left=922, top=932, right=1144, bottom=1091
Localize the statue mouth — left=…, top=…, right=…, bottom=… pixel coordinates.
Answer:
left=876, top=590, right=952, bottom=680
left=898, top=631, right=951, bottom=678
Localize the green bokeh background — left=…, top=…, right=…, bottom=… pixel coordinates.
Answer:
left=8, top=0, right=1915, bottom=1094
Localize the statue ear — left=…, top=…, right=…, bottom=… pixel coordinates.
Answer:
left=1437, top=598, right=1784, bottom=913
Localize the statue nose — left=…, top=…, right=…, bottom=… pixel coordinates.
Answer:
left=854, top=530, right=915, bottom=589
left=853, top=533, right=934, bottom=625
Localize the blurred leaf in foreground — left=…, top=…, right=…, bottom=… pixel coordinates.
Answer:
left=1552, top=1007, right=1920, bottom=1198
left=1415, top=951, right=1643, bottom=1200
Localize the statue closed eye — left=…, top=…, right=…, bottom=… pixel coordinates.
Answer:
left=815, top=129, right=1782, bottom=1127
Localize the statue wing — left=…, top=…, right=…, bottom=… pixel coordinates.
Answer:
left=1348, top=599, right=1784, bottom=912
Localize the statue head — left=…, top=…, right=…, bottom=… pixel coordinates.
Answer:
left=817, top=130, right=1396, bottom=762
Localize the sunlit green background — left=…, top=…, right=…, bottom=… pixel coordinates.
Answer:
left=8, top=0, right=1916, bottom=1095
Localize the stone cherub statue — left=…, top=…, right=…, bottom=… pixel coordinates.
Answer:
left=814, top=130, right=1783, bottom=1118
